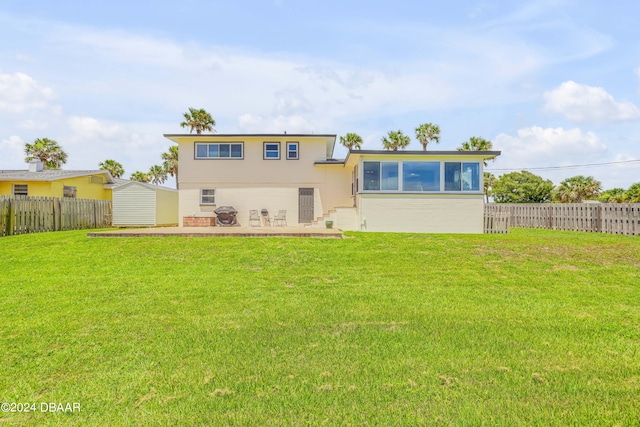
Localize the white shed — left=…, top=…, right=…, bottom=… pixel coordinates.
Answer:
left=112, top=181, right=178, bottom=227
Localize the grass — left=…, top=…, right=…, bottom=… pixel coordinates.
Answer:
left=0, top=229, right=639, bottom=426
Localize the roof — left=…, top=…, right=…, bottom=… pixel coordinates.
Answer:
left=344, top=149, right=501, bottom=167
left=110, top=180, right=178, bottom=192
left=164, top=133, right=338, bottom=160
left=0, top=169, right=114, bottom=182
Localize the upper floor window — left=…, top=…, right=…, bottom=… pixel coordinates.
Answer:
left=286, top=142, right=299, bottom=160
left=264, top=142, right=280, bottom=160
left=195, top=143, right=243, bottom=159
left=63, top=186, right=77, bottom=198
left=13, top=184, right=28, bottom=196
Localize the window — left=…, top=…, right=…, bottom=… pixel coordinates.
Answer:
left=195, top=143, right=243, bottom=159
left=363, top=162, right=399, bottom=191
left=363, top=162, right=380, bottom=190
left=13, top=184, right=28, bottom=196
left=402, top=162, right=440, bottom=191
left=63, top=186, right=77, bottom=198
left=264, top=142, right=280, bottom=159
left=200, top=189, right=216, bottom=205
left=445, top=162, right=480, bottom=191
left=286, top=142, right=299, bottom=160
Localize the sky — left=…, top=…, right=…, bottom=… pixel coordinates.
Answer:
left=1, top=0, right=639, bottom=190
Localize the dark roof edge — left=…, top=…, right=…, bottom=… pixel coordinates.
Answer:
left=314, top=160, right=346, bottom=165
left=163, top=133, right=337, bottom=138
left=349, top=150, right=501, bottom=155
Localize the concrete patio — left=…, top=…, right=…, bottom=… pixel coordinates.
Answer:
left=87, top=225, right=344, bottom=238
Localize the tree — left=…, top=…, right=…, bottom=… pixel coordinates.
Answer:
left=98, top=159, right=125, bottom=178
left=415, top=123, right=440, bottom=151
left=147, top=165, right=167, bottom=185
left=552, top=175, right=602, bottom=203
left=458, top=136, right=493, bottom=165
left=180, top=107, right=216, bottom=134
left=625, top=182, right=640, bottom=202
left=598, top=188, right=627, bottom=203
left=458, top=136, right=493, bottom=151
left=381, top=130, right=410, bottom=151
left=492, top=171, right=554, bottom=203
left=483, top=172, right=497, bottom=203
left=339, top=133, right=363, bottom=150
left=24, top=137, right=68, bottom=169
left=162, top=145, right=179, bottom=189
left=130, top=171, right=151, bottom=183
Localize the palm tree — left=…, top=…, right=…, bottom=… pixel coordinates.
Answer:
left=24, top=137, right=68, bottom=169
left=147, top=165, right=167, bottom=185
left=130, top=171, right=151, bottom=183
left=180, top=107, right=216, bottom=134
left=458, top=136, right=493, bottom=165
left=415, top=123, right=440, bottom=151
left=162, top=145, right=179, bottom=189
left=458, top=136, right=493, bottom=151
left=339, top=133, right=363, bottom=150
left=552, top=175, right=602, bottom=203
left=98, top=159, right=125, bottom=178
left=381, top=130, right=410, bottom=151
left=483, top=172, right=497, bottom=203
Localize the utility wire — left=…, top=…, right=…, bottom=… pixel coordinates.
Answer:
left=486, top=159, right=640, bottom=172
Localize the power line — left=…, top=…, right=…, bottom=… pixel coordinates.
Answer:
left=486, top=159, right=640, bottom=172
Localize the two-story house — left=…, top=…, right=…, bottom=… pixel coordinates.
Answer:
left=164, top=133, right=500, bottom=233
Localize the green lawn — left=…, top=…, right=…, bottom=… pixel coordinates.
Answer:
left=1, top=229, right=639, bottom=426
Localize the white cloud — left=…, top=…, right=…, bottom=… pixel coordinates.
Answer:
left=0, top=135, right=26, bottom=168
left=237, top=113, right=315, bottom=134
left=0, top=72, right=55, bottom=113
left=544, top=81, right=640, bottom=123
left=494, top=125, right=606, bottom=166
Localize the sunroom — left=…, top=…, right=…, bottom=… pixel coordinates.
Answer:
left=344, top=150, right=500, bottom=233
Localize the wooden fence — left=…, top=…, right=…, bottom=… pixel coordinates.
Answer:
left=0, top=196, right=112, bottom=237
left=484, top=203, right=640, bottom=236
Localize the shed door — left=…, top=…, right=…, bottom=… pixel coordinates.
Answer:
left=298, top=188, right=314, bottom=223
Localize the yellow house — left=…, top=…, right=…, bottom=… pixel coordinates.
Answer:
left=165, top=133, right=501, bottom=233
left=0, top=161, right=114, bottom=200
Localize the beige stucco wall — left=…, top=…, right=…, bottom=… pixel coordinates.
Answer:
left=177, top=136, right=352, bottom=226
left=357, top=193, right=485, bottom=233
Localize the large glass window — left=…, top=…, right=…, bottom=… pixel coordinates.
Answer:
left=363, top=162, right=399, bottom=191
left=402, top=162, right=440, bottom=191
left=363, top=162, right=380, bottom=191
left=195, top=143, right=243, bottom=159
left=381, top=162, right=398, bottom=190
left=445, top=162, right=480, bottom=191
left=462, top=162, right=480, bottom=191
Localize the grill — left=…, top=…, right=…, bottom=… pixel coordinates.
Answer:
left=214, top=206, right=239, bottom=226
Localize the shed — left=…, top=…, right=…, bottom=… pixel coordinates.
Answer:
left=112, top=181, right=178, bottom=227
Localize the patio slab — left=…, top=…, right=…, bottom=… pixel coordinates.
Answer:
left=87, top=226, right=343, bottom=238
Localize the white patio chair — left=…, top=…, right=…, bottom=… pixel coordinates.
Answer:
left=249, top=210, right=261, bottom=226
left=273, top=209, right=287, bottom=226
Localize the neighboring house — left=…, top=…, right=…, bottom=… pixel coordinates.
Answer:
left=0, top=161, right=114, bottom=200
left=164, top=133, right=500, bottom=233
left=108, top=181, right=178, bottom=227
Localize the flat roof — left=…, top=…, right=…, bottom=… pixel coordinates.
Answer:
left=0, top=169, right=114, bottom=182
